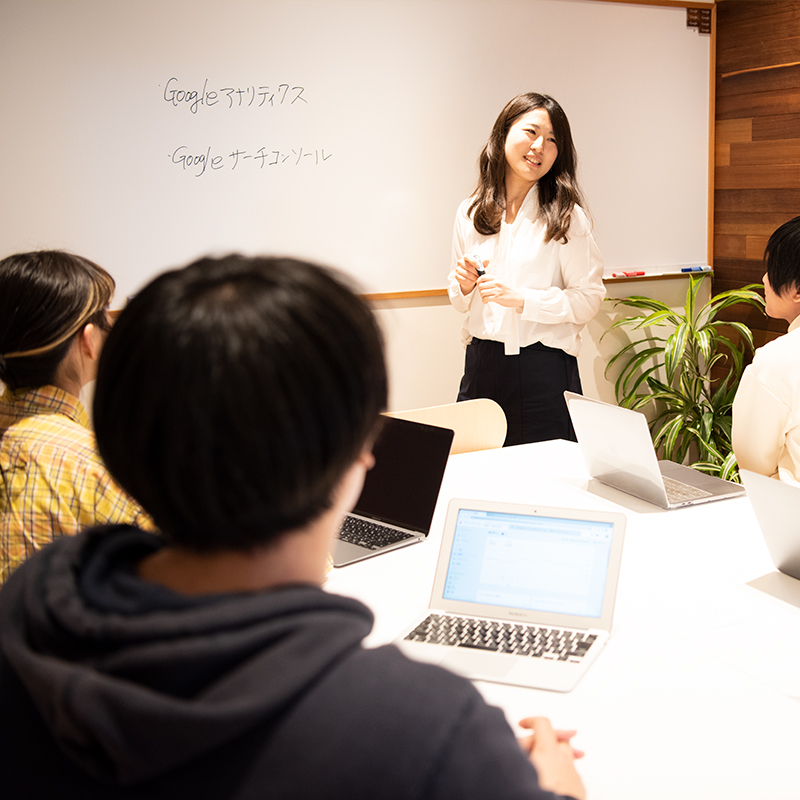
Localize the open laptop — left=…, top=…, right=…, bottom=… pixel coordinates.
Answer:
left=394, top=497, right=626, bottom=692
left=740, top=469, right=800, bottom=579
left=331, top=416, right=454, bottom=567
left=565, top=391, right=745, bottom=509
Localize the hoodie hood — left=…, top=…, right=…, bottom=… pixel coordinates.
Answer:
left=0, top=526, right=373, bottom=784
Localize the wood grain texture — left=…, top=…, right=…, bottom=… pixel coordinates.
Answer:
left=718, top=63, right=800, bottom=95
left=715, top=142, right=731, bottom=167
left=716, top=117, right=753, bottom=143
left=715, top=188, right=800, bottom=213
left=717, top=1, right=800, bottom=75
left=716, top=86, right=800, bottom=120
left=753, top=112, right=800, bottom=141
left=712, top=0, right=799, bottom=351
left=745, top=235, right=770, bottom=261
left=715, top=211, right=797, bottom=236
left=715, top=234, right=747, bottom=259
left=729, top=139, right=800, bottom=166
left=715, top=164, right=800, bottom=190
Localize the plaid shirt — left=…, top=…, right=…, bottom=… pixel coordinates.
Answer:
left=0, top=385, right=148, bottom=584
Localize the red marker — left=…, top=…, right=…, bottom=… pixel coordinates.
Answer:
left=611, top=271, right=645, bottom=278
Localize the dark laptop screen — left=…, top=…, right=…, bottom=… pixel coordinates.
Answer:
left=353, top=416, right=453, bottom=533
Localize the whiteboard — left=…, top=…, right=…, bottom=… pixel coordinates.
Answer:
left=0, top=0, right=710, bottom=300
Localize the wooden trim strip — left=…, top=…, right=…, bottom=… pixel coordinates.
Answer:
left=721, top=61, right=800, bottom=80
left=114, top=273, right=712, bottom=311
left=361, top=288, right=449, bottom=301
left=363, top=272, right=710, bottom=301
left=594, top=0, right=714, bottom=8
left=603, top=272, right=711, bottom=285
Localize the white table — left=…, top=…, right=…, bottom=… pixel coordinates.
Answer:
left=325, top=440, right=800, bottom=800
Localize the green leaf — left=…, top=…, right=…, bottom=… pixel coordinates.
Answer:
left=703, top=286, right=765, bottom=319
left=684, top=274, right=704, bottom=325
left=607, top=295, right=673, bottom=314
left=710, top=320, right=756, bottom=352
left=654, top=415, right=685, bottom=460
left=605, top=341, right=663, bottom=376
left=696, top=327, right=712, bottom=363
left=664, top=322, right=690, bottom=382
left=618, top=365, right=666, bottom=405
left=719, top=451, right=740, bottom=482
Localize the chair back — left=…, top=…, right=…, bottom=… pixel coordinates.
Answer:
left=384, top=399, right=506, bottom=454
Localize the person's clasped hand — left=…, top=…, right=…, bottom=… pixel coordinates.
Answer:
left=518, top=716, right=586, bottom=800
left=454, top=254, right=486, bottom=295
left=476, top=274, right=524, bottom=308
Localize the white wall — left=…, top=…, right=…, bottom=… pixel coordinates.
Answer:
left=374, top=276, right=711, bottom=413
left=370, top=297, right=465, bottom=412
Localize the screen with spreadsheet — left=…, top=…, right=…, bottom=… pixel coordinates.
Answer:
left=442, top=508, right=614, bottom=618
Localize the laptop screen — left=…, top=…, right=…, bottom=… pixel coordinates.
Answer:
left=442, top=508, right=614, bottom=618
left=353, top=416, right=453, bottom=532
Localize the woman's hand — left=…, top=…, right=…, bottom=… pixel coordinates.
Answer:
left=477, top=274, right=524, bottom=309
left=455, top=255, right=486, bottom=295
left=518, top=717, right=586, bottom=800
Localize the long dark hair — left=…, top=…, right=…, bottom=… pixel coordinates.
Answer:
left=93, top=255, right=388, bottom=550
left=0, top=250, right=114, bottom=391
left=469, top=92, right=585, bottom=244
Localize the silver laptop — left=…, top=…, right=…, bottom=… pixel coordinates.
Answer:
left=394, top=497, right=626, bottom=692
left=740, top=469, right=800, bottom=580
left=332, top=416, right=454, bottom=567
left=565, top=391, right=745, bottom=509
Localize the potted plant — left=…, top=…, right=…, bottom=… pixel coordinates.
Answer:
left=603, top=274, right=765, bottom=480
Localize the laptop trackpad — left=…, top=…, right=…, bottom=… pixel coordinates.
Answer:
left=441, top=649, right=514, bottom=680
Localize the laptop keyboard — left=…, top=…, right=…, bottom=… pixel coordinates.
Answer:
left=404, top=614, right=597, bottom=663
left=339, top=515, right=416, bottom=550
left=662, top=475, right=713, bottom=503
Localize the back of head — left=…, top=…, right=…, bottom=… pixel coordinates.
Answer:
left=0, top=250, right=114, bottom=391
left=765, top=215, right=800, bottom=296
left=93, top=255, right=387, bottom=550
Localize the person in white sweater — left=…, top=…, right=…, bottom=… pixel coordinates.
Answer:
left=733, top=215, right=800, bottom=484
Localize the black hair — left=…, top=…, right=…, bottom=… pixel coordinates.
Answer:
left=93, top=255, right=387, bottom=551
left=764, top=215, right=800, bottom=296
left=469, top=92, right=585, bottom=244
left=0, top=251, right=114, bottom=391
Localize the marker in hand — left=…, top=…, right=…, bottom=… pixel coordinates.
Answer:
left=469, top=253, right=486, bottom=277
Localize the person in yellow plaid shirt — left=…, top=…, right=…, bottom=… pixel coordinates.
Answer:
left=0, top=251, right=148, bottom=584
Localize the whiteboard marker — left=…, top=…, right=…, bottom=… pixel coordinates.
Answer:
left=470, top=253, right=486, bottom=276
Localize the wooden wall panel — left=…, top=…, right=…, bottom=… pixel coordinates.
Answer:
left=717, top=2, right=800, bottom=74
left=715, top=165, right=800, bottom=190
left=716, top=118, right=752, bottom=142
left=716, top=87, right=800, bottom=119
left=713, top=0, right=800, bottom=356
left=753, top=113, right=800, bottom=140
left=730, top=140, right=800, bottom=166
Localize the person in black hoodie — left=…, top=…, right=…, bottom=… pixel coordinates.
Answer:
left=0, top=254, right=585, bottom=800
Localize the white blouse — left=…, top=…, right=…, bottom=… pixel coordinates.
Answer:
left=447, top=186, right=605, bottom=356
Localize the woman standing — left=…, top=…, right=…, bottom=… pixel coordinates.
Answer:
left=449, top=92, right=604, bottom=446
left=0, top=250, right=147, bottom=583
